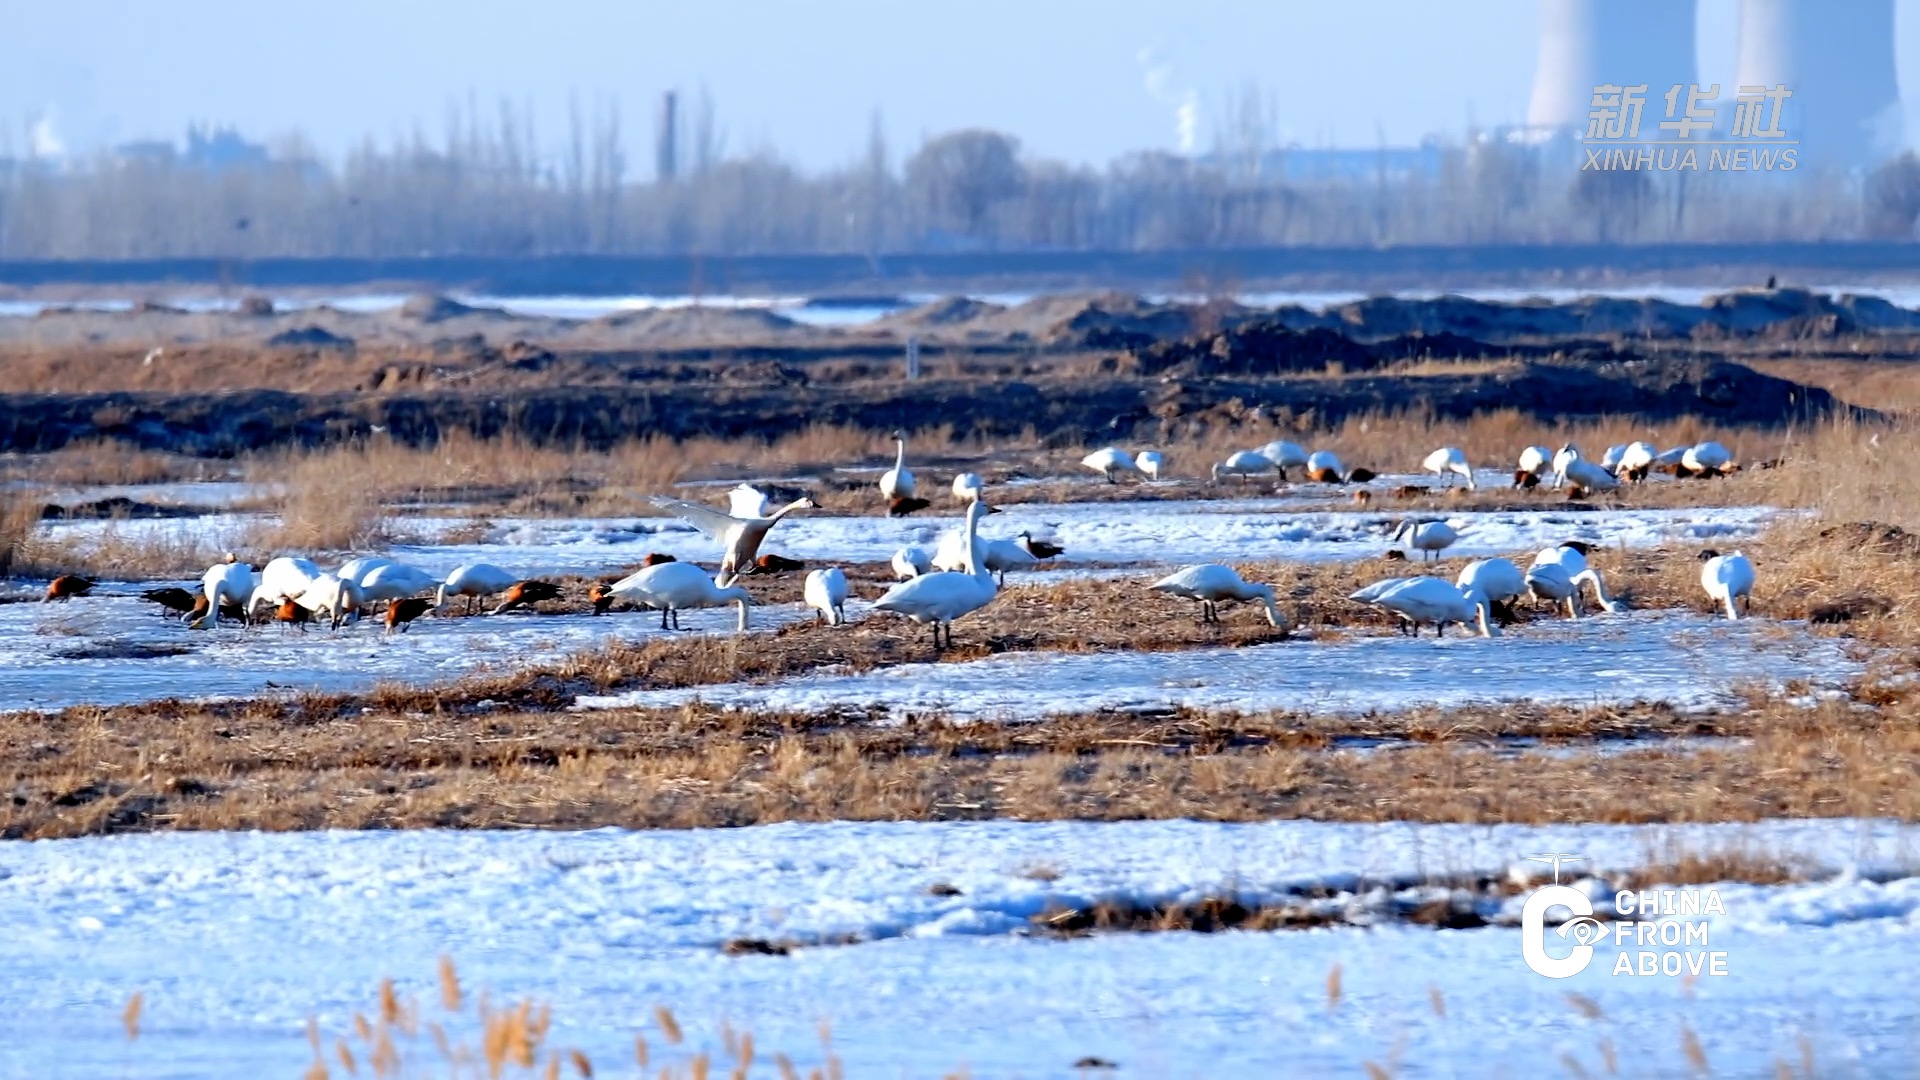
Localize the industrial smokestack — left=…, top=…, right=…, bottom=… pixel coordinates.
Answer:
left=1735, top=0, right=1901, bottom=167
left=656, top=90, right=679, bottom=182
left=1527, top=0, right=1697, bottom=132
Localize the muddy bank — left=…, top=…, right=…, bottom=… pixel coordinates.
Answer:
left=0, top=355, right=1859, bottom=456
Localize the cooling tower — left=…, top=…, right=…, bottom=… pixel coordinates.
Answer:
left=1735, top=0, right=1901, bottom=166
left=1527, top=0, right=1697, bottom=131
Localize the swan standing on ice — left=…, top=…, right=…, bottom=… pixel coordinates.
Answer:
left=187, top=556, right=260, bottom=629
left=803, top=567, right=849, bottom=626
left=1212, top=451, right=1274, bottom=484
left=294, top=573, right=365, bottom=631
left=880, top=431, right=915, bottom=501
left=1390, top=519, right=1458, bottom=562
left=1456, top=558, right=1525, bottom=620
left=649, top=494, right=816, bottom=586
left=1424, top=447, right=1476, bottom=490
left=872, top=498, right=1000, bottom=649
left=1350, top=577, right=1498, bottom=638
left=1515, top=445, right=1552, bottom=489
left=1135, top=451, right=1165, bottom=480
left=1082, top=447, right=1140, bottom=483
left=951, top=472, right=985, bottom=503
left=435, top=563, right=519, bottom=614
left=728, top=484, right=772, bottom=519
left=1530, top=543, right=1625, bottom=614
left=335, top=557, right=396, bottom=589
left=358, top=563, right=440, bottom=605
left=248, top=556, right=321, bottom=620
left=609, top=561, right=753, bottom=632
left=1150, top=564, right=1285, bottom=626
left=1699, top=550, right=1755, bottom=619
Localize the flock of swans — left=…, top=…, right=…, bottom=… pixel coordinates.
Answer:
left=68, top=429, right=1759, bottom=651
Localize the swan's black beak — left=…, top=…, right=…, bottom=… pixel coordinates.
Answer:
left=986, top=505, right=1004, bottom=515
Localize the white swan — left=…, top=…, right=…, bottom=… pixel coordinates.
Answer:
left=951, top=472, right=985, bottom=503
left=1136, top=450, right=1165, bottom=481
left=187, top=558, right=260, bottom=629
left=247, top=556, right=321, bottom=618
left=1260, top=440, right=1309, bottom=475
left=609, top=561, right=752, bottom=632
left=434, top=563, right=519, bottom=614
left=359, top=563, right=441, bottom=604
left=1348, top=576, right=1419, bottom=605
left=1352, top=577, right=1498, bottom=638
left=932, top=520, right=1034, bottom=584
left=728, top=483, right=771, bottom=519
left=1699, top=549, right=1754, bottom=620
left=1530, top=543, right=1624, bottom=614
left=1424, top=447, right=1476, bottom=490
left=1082, top=447, right=1139, bottom=483
left=1559, top=453, right=1620, bottom=494
left=1456, top=558, right=1525, bottom=608
left=872, top=498, right=999, bottom=649
left=1616, top=441, right=1657, bottom=482
left=1524, top=563, right=1581, bottom=618
left=803, top=567, right=849, bottom=626
left=1516, top=445, right=1552, bottom=488
left=1681, top=441, right=1734, bottom=477
left=335, top=557, right=396, bottom=589
left=880, top=431, right=915, bottom=500
left=1600, top=444, right=1628, bottom=473
left=649, top=494, right=815, bottom=586
left=1211, top=450, right=1273, bottom=484
left=1390, top=519, right=1458, bottom=562
left=1305, top=450, right=1344, bottom=483
left=294, top=573, right=365, bottom=630
left=891, top=545, right=933, bottom=581
left=1550, top=443, right=1582, bottom=487
left=1150, top=564, right=1284, bottom=626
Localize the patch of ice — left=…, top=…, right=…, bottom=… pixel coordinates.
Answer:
left=577, top=611, right=1859, bottom=720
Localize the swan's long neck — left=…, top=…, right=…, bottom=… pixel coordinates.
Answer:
left=1463, top=466, right=1476, bottom=491
left=732, top=594, right=751, bottom=632
left=893, top=437, right=907, bottom=473
left=962, top=502, right=990, bottom=579
left=1721, top=587, right=1740, bottom=620
left=1576, top=568, right=1617, bottom=611
left=433, top=583, right=450, bottom=609
left=766, top=499, right=809, bottom=524
left=1247, top=585, right=1283, bottom=627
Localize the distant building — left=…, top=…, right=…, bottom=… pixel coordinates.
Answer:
left=1256, top=141, right=1450, bottom=184
left=110, top=125, right=270, bottom=172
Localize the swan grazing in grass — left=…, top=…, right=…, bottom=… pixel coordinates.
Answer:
left=891, top=545, right=933, bottom=581
left=879, top=431, right=915, bottom=500
left=1680, top=441, right=1735, bottom=478
left=1423, top=447, right=1476, bottom=490
left=1136, top=450, right=1165, bottom=480
left=728, top=484, right=772, bottom=519
left=872, top=498, right=999, bottom=649
left=1550, top=443, right=1582, bottom=487
left=649, top=494, right=816, bottom=586
left=294, top=573, right=365, bottom=630
left=1616, top=441, right=1658, bottom=482
left=1390, top=519, right=1458, bottom=562
left=1699, top=549, right=1755, bottom=620
left=247, top=556, right=321, bottom=619
left=951, top=472, right=985, bottom=503
left=1456, top=558, right=1525, bottom=620
left=1352, top=577, right=1498, bottom=638
left=1558, top=450, right=1620, bottom=495
left=358, top=563, right=440, bottom=605
left=803, top=567, right=849, bottom=626
left=1529, top=543, right=1624, bottom=614
left=1150, top=564, right=1284, bottom=626
left=1260, top=440, right=1309, bottom=478
left=188, top=558, right=261, bottom=630
left=435, top=563, right=519, bottom=615
left=1212, top=450, right=1273, bottom=484
left=609, top=561, right=752, bottom=632
left=1082, top=447, right=1139, bottom=483
left=1515, top=445, right=1552, bottom=489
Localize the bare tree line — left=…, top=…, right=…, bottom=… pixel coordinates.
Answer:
left=0, top=95, right=1914, bottom=260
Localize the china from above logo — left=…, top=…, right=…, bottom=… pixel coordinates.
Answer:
left=1518, top=852, right=1731, bottom=980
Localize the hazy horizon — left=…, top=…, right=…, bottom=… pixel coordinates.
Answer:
left=17, top=0, right=1912, bottom=171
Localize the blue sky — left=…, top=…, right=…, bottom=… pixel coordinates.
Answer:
left=2, top=0, right=1911, bottom=170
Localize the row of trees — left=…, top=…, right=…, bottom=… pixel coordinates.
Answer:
left=1, top=106, right=1916, bottom=259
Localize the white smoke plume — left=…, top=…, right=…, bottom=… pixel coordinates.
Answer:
left=1138, top=46, right=1200, bottom=155
left=30, top=110, right=65, bottom=158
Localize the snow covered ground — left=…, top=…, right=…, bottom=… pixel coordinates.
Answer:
left=577, top=610, right=1862, bottom=720
left=2, top=819, right=1915, bottom=1078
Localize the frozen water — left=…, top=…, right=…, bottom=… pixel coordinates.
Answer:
left=577, top=610, right=1861, bottom=720
left=1, top=818, right=1916, bottom=1077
